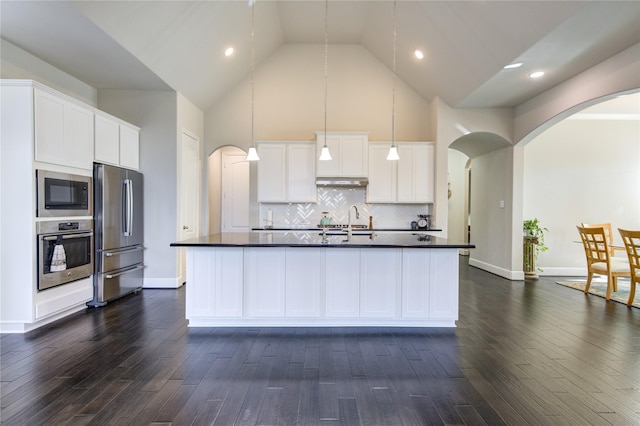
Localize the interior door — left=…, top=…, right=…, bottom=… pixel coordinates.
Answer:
left=222, top=152, right=250, bottom=232
left=178, top=129, right=200, bottom=284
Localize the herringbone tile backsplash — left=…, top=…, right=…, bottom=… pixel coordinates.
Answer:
left=259, top=188, right=431, bottom=229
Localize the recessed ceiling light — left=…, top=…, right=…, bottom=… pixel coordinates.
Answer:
left=224, top=47, right=234, bottom=57
left=414, top=50, right=424, bottom=60
left=503, top=62, right=522, bottom=69
left=529, top=71, right=545, bottom=79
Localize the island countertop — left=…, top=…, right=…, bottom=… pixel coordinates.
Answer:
left=171, top=231, right=475, bottom=249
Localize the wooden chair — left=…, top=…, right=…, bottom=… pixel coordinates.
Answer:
left=576, top=225, right=630, bottom=300
left=581, top=223, right=626, bottom=257
left=618, top=228, right=640, bottom=307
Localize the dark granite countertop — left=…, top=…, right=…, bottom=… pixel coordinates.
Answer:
left=250, top=227, right=442, bottom=232
left=171, top=232, right=474, bottom=249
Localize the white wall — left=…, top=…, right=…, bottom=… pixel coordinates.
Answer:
left=204, top=44, right=430, bottom=156
left=1, top=39, right=97, bottom=106
left=204, top=44, right=432, bottom=227
left=523, top=116, right=640, bottom=276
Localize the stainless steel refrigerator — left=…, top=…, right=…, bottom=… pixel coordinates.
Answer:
left=88, top=163, right=144, bottom=307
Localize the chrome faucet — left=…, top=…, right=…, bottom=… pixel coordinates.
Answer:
left=347, top=205, right=360, bottom=240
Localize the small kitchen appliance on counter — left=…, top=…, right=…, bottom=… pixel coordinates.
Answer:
left=415, top=214, right=431, bottom=230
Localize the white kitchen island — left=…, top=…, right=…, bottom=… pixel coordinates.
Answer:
left=171, top=232, right=474, bottom=328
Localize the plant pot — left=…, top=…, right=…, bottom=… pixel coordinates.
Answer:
left=523, top=236, right=539, bottom=280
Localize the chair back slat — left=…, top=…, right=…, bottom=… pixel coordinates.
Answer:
left=581, top=222, right=618, bottom=257
left=577, top=226, right=610, bottom=265
left=619, top=228, right=640, bottom=271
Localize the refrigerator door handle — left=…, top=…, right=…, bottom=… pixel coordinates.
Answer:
left=104, top=264, right=144, bottom=279
left=123, top=179, right=133, bottom=237
left=103, top=246, right=144, bottom=257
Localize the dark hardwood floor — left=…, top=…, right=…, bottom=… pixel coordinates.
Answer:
left=1, top=258, right=639, bottom=425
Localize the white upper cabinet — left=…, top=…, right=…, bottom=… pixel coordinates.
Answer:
left=119, top=125, right=140, bottom=170
left=257, top=141, right=317, bottom=203
left=397, top=143, right=435, bottom=203
left=367, top=142, right=435, bottom=204
left=34, top=88, right=94, bottom=170
left=316, top=132, right=368, bottom=177
left=94, top=112, right=140, bottom=170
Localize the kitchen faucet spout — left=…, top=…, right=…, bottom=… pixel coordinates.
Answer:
left=347, top=205, right=360, bottom=240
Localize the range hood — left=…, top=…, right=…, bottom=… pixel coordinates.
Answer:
left=316, top=177, right=368, bottom=187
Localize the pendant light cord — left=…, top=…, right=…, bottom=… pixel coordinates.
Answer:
left=324, top=0, right=328, bottom=145
left=391, top=0, right=397, bottom=148
left=251, top=0, right=255, bottom=147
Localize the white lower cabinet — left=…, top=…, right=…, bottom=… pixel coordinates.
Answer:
left=184, top=246, right=459, bottom=327
left=325, top=249, right=360, bottom=317
left=402, top=249, right=431, bottom=318
left=186, top=248, right=244, bottom=318
left=360, top=249, right=400, bottom=318
left=245, top=248, right=286, bottom=317
left=285, top=248, right=322, bottom=317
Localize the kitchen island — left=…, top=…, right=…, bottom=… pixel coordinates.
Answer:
left=171, top=232, right=474, bottom=328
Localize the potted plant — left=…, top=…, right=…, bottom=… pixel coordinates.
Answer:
left=523, top=218, right=548, bottom=279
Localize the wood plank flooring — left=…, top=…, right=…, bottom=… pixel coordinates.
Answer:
left=1, top=258, right=639, bottom=425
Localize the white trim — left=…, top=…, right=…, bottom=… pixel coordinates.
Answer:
left=469, top=257, right=525, bottom=280
left=0, top=304, right=87, bottom=334
left=188, top=318, right=456, bottom=328
left=538, top=267, right=587, bottom=276
left=143, top=277, right=183, bottom=289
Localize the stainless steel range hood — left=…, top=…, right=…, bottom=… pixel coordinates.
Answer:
left=316, top=177, right=368, bottom=187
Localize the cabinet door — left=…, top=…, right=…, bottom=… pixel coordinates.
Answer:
left=34, top=89, right=65, bottom=166
left=360, top=249, right=400, bottom=318
left=325, top=249, right=360, bottom=317
left=340, top=134, right=368, bottom=177
left=366, top=144, right=396, bottom=203
left=401, top=249, right=430, bottom=318
left=257, top=143, right=287, bottom=202
left=94, top=114, right=120, bottom=165
left=34, top=89, right=93, bottom=170
left=119, top=126, right=140, bottom=170
left=64, top=102, right=94, bottom=170
left=245, top=248, right=286, bottom=317
left=287, top=143, right=317, bottom=202
left=286, top=248, right=322, bottom=317
left=397, top=143, right=434, bottom=203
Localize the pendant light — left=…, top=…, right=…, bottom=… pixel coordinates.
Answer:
left=386, top=0, right=400, bottom=161
left=319, top=0, right=332, bottom=161
left=246, top=0, right=259, bottom=161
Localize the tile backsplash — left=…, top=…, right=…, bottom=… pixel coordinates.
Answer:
left=260, top=188, right=431, bottom=229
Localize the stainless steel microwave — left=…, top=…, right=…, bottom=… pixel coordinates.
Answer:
left=36, top=170, right=92, bottom=217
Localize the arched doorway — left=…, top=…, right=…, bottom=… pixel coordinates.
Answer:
left=207, top=146, right=250, bottom=233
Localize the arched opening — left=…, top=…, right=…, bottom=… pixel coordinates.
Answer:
left=448, top=132, right=512, bottom=261
left=207, top=146, right=250, bottom=234
left=521, top=91, right=640, bottom=275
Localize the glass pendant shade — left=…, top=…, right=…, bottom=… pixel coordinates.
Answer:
left=319, top=145, right=332, bottom=161
left=246, top=146, right=260, bottom=161
left=386, top=145, right=400, bottom=161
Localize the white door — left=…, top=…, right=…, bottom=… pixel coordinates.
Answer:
left=178, top=130, right=200, bottom=284
left=222, top=153, right=250, bottom=232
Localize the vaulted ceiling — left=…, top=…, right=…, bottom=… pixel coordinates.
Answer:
left=1, top=1, right=639, bottom=112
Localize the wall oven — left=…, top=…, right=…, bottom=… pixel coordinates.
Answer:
left=36, top=170, right=92, bottom=217
left=37, top=219, right=93, bottom=291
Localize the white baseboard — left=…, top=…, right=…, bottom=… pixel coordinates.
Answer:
left=143, top=277, right=183, bottom=289
left=469, top=258, right=525, bottom=281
